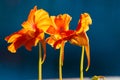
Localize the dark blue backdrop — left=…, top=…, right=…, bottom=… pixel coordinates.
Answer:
left=0, top=0, right=120, bottom=80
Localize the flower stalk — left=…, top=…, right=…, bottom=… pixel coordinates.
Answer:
left=59, top=42, right=65, bottom=80
left=39, top=42, right=42, bottom=80
left=80, top=46, right=85, bottom=80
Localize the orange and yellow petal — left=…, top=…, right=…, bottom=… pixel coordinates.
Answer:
left=7, top=35, right=26, bottom=53
left=46, top=25, right=56, bottom=35
left=5, top=29, right=42, bottom=53
left=69, top=32, right=88, bottom=46
left=35, top=9, right=51, bottom=32
left=53, top=39, right=63, bottom=49
left=5, top=29, right=27, bottom=43
left=62, top=14, right=72, bottom=30
left=54, top=14, right=71, bottom=31
left=46, top=37, right=55, bottom=47
left=22, top=6, right=37, bottom=31
left=47, top=30, right=74, bottom=49
left=22, top=6, right=51, bottom=33
left=41, top=40, right=46, bottom=64
left=8, top=44, right=17, bottom=53
left=5, top=34, right=21, bottom=43
left=36, top=32, right=44, bottom=43
left=24, top=30, right=44, bottom=51
left=22, top=21, right=35, bottom=31
left=76, top=13, right=92, bottom=33
left=60, top=30, right=74, bottom=38
left=27, top=6, right=37, bottom=23
left=69, top=32, right=90, bottom=70
left=50, top=14, right=71, bottom=34
left=85, top=44, right=90, bottom=71
left=24, top=38, right=36, bottom=51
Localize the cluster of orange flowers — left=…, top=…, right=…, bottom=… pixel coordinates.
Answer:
left=5, top=6, right=92, bottom=79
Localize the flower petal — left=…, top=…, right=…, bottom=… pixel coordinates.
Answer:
left=69, top=32, right=88, bottom=46
left=55, top=14, right=71, bottom=32
left=76, top=13, right=92, bottom=33
left=69, top=32, right=90, bottom=71
left=85, top=44, right=90, bottom=71
left=5, top=29, right=27, bottom=43
left=53, top=39, right=63, bottom=49
left=51, top=30, right=75, bottom=49
left=5, top=34, right=21, bottom=43
left=24, top=38, right=36, bottom=51
left=60, top=30, right=74, bottom=38
left=49, top=14, right=71, bottom=34
left=8, top=36, right=26, bottom=53
left=27, top=6, right=37, bottom=23
left=46, top=25, right=56, bottom=35
left=24, top=30, right=44, bottom=51
left=8, top=44, right=17, bottom=53
left=21, top=6, right=37, bottom=31
left=41, top=40, right=46, bottom=64
left=35, top=9, right=51, bottom=32
left=22, top=21, right=35, bottom=31
left=46, top=37, right=55, bottom=47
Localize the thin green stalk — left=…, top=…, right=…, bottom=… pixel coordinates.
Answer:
left=39, top=43, right=42, bottom=80
left=59, top=42, right=64, bottom=80
left=80, top=46, right=85, bottom=80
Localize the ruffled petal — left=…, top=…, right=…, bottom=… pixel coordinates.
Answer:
left=24, top=38, right=36, bottom=51
left=48, top=14, right=71, bottom=35
left=27, top=6, right=37, bottom=23
left=5, top=29, right=26, bottom=43
left=7, top=35, right=26, bottom=53
left=24, top=30, right=44, bottom=51
left=69, top=32, right=88, bottom=46
left=21, top=6, right=37, bottom=31
left=49, top=30, right=74, bottom=49
left=46, top=25, right=56, bottom=35
left=36, top=32, right=44, bottom=41
left=60, top=30, right=74, bottom=38
left=46, top=37, right=55, bottom=47
left=5, top=34, right=21, bottom=43
left=8, top=44, right=17, bottom=53
left=54, top=14, right=71, bottom=32
left=35, top=9, right=51, bottom=32
left=22, top=21, right=35, bottom=31
left=69, top=32, right=90, bottom=71
left=53, top=39, right=63, bottom=49
left=76, top=13, right=92, bottom=33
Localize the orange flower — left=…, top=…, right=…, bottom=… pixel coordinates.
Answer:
left=5, top=29, right=43, bottom=53
left=46, top=14, right=74, bottom=80
left=46, top=14, right=74, bottom=59
left=5, top=6, right=52, bottom=80
left=5, top=6, right=51, bottom=63
left=46, top=14, right=73, bottom=48
left=22, top=6, right=51, bottom=32
left=70, top=13, right=92, bottom=70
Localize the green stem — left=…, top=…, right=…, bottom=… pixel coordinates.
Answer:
left=39, top=43, right=42, bottom=80
left=80, top=46, right=84, bottom=80
left=59, top=42, right=64, bottom=80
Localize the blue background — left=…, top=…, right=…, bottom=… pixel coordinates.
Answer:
left=0, top=0, right=120, bottom=79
